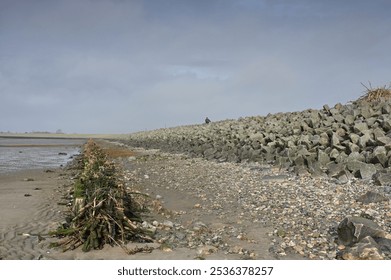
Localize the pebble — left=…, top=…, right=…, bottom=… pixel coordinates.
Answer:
left=162, top=220, right=174, bottom=228
left=123, top=147, right=391, bottom=260
left=197, top=245, right=218, bottom=256
left=152, top=221, right=159, bottom=226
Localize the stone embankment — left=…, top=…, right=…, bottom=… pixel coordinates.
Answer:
left=127, top=98, right=391, bottom=184
left=123, top=95, right=391, bottom=259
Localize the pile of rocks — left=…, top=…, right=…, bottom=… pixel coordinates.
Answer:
left=124, top=94, right=391, bottom=259
left=127, top=98, right=391, bottom=184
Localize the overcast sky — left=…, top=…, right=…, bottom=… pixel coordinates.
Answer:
left=1, top=0, right=391, bottom=134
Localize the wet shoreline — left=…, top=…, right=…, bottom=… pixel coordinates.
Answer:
left=0, top=137, right=85, bottom=174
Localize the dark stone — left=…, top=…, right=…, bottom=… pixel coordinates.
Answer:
left=344, top=115, right=355, bottom=125
left=337, top=216, right=388, bottom=246
left=381, top=104, right=391, bottom=114
left=360, top=106, right=373, bottom=119
left=381, top=118, right=391, bottom=132
left=294, top=165, right=310, bottom=176
left=341, top=236, right=383, bottom=260
left=335, top=151, right=348, bottom=163
left=329, top=148, right=340, bottom=160
left=372, top=146, right=388, bottom=167
left=308, top=162, right=327, bottom=178
left=319, top=132, right=329, bottom=147
left=293, top=155, right=306, bottom=166
left=331, top=133, right=340, bottom=147
left=376, top=136, right=391, bottom=146
left=327, top=162, right=347, bottom=177
left=374, top=237, right=391, bottom=255
left=373, top=127, right=386, bottom=140
left=353, top=122, right=369, bottom=135
left=349, top=133, right=360, bottom=144
left=346, top=160, right=365, bottom=177
left=333, top=114, right=345, bottom=123
left=347, top=142, right=360, bottom=153
left=310, top=134, right=320, bottom=145
left=359, top=163, right=377, bottom=180
left=373, top=172, right=391, bottom=186
left=347, top=151, right=365, bottom=162
left=359, top=133, right=373, bottom=148
left=356, top=191, right=389, bottom=204
left=317, top=150, right=330, bottom=167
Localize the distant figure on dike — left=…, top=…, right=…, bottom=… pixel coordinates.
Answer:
left=205, top=117, right=211, bottom=124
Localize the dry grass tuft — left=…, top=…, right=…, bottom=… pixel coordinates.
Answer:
left=357, top=82, right=391, bottom=102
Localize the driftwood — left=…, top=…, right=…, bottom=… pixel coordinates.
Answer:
left=50, top=140, right=153, bottom=253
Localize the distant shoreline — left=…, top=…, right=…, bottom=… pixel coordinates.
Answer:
left=0, top=144, right=81, bottom=148
left=0, top=133, right=127, bottom=140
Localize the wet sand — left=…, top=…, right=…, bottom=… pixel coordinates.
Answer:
left=0, top=140, right=290, bottom=260
left=0, top=167, right=209, bottom=260
left=0, top=168, right=67, bottom=259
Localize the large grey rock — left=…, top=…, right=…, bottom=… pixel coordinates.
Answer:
left=341, top=236, right=383, bottom=260
left=319, top=132, right=329, bottom=147
left=344, top=114, right=355, bottom=125
left=381, top=118, right=391, bottom=132
left=371, top=146, right=388, bottom=167
left=347, top=151, right=365, bottom=162
left=359, top=163, right=377, bottom=180
left=329, top=148, right=340, bottom=160
left=326, top=162, right=351, bottom=183
left=347, top=142, right=360, bottom=153
left=337, top=216, right=389, bottom=246
left=381, top=103, right=391, bottom=114
left=373, top=172, right=391, bottom=186
left=359, top=133, right=373, bottom=148
left=376, top=136, right=391, bottom=146
left=356, top=191, right=389, bottom=204
left=353, top=122, right=370, bottom=135
left=317, top=150, right=330, bottom=167
left=331, top=133, right=341, bottom=147
left=374, top=237, right=391, bottom=256
left=373, top=127, right=386, bottom=141
left=360, top=106, right=374, bottom=119
left=125, top=98, right=391, bottom=184
left=349, top=133, right=360, bottom=144
left=346, top=160, right=366, bottom=177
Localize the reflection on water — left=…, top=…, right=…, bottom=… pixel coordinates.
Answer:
left=0, top=137, right=86, bottom=174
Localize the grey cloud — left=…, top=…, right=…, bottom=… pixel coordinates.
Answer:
left=1, top=0, right=391, bottom=133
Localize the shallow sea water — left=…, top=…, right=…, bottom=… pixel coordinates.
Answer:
left=0, top=137, right=86, bottom=174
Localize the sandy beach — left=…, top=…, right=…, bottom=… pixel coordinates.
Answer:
left=0, top=168, right=68, bottom=259
left=3, top=139, right=390, bottom=261
left=0, top=166, right=201, bottom=260
left=0, top=141, right=257, bottom=260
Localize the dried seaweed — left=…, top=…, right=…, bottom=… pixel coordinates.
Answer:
left=50, top=140, right=153, bottom=253
left=356, top=82, right=391, bottom=103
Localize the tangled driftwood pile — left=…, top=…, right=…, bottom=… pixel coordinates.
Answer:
left=51, top=140, right=153, bottom=253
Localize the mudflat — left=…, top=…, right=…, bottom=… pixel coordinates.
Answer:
left=0, top=168, right=195, bottom=260
left=0, top=168, right=67, bottom=259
